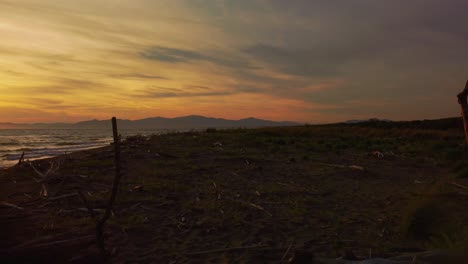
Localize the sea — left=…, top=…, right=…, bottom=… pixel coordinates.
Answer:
left=0, top=129, right=170, bottom=169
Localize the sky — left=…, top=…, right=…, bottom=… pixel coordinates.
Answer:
left=0, top=0, right=467, bottom=124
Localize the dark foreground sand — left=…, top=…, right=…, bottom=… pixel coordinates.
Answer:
left=0, top=126, right=467, bottom=263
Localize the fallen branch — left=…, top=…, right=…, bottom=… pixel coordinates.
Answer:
left=187, top=245, right=266, bottom=256
left=0, top=201, right=25, bottom=210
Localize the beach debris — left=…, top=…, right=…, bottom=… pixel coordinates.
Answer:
left=370, top=150, right=384, bottom=159
left=47, top=192, right=79, bottom=201
left=449, top=181, right=468, bottom=191
left=229, top=198, right=272, bottom=217
left=248, top=202, right=272, bottom=216
left=40, top=184, right=48, bottom=197
left=281, top=243, right=294, bottom=263
left=348, top=165, right=365, bottom=171
left=131, top=185, right=144, bottom=192
left=213, top=142, right=223, bottom=147
left=187, top=244, right=266, bottom=256
left=78, top=191, right=96, bottom=218
left=28, top=160, right=62, bottom=182
left=17, top=152, right=25, bottom=165
left=324, top=163, right=365, bottom=171
left=0, top=201, right=25, bottom=210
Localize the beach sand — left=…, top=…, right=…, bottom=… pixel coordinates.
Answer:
left=0, top=126, right=467, bottom=263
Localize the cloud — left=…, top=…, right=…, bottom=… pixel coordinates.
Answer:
left=130, top=86, right=234, bottom=99
left=109, top=74, right=169, bottom=80
left=141, top=45, right=255, bottom=69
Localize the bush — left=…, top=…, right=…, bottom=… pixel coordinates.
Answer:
left=402, top=198, right=463, bottom=243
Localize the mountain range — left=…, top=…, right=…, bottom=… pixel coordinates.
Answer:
left=0, top=115, right=301, bottom=129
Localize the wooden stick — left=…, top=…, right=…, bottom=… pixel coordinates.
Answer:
left=0, top=201, right=25, bottom=210
left=17, top=152, right=25, bottom=165
left=11, top=235, right=94, bottom=251
left=450, top=182, right=468, bottom=191
left=187, top=245, right=266, bottom=256
left=228, top=198, right=273, bottom=217
left=96, top=117, right=122, bottom=257
left=47, top=192, right=79, bottom=201
left=457, top=80, right=468, bottom=145
left=78, top=191, right=96, bottom=218
left=280, top=243, right=294, bottom=262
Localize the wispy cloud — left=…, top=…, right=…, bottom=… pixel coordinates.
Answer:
left=141, top=45, right=255, bottom=69
left=131, top=86, right=234, bottom=98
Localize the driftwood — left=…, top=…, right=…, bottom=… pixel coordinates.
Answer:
left=0, top=201, right=25, bottom=210
left=187, top=245, right=266, bottom=256
left=449, top=181, right=468, bottom=191
left=228, top=198, right=273, bottom=217
left=2, top=235, right=95, bottom=257
left=457, top=80, right=468, bottom=145
left=96, top=117, right=122, bottom=257
left=47, top=192, right=79, bottom=201
left=17, top=152, right=25, bottom=165
left=78, top=191, right=96, bottom=218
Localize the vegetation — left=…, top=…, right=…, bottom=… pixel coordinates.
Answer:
left=0, top=119, right=467, bottom=263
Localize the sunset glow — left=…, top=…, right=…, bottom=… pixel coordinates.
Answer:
left=1, top=0, right=467, bottom=123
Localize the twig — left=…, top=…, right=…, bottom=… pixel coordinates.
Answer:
left=281, top=243, right=294, bottom=262
left=78, top=191, right=95, bottom=218
left=17, top=152, right=25, bottom=165
left=96, top=117, right=122, bottom=257
left=248, top=203, right=273, bottom=216
left=228, top=199, right=273, bottom=217
left=187, top=245, right=266, bottom=256
left=449, top=182, right=468, bottom=191
left=9, top=235, right=94, bottom=252
left=1, top=201, right=25, bottom=210
left=47, top=192, right=79, bottom=201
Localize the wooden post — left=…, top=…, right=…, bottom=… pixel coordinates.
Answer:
left=457, top=80, right=468, bottom=145
left=96, top=117, right=122, bottom=257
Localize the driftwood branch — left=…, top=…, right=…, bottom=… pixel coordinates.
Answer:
left=78, top=191, right=96, bottom=218
left=47, top=192, right=79, bottom=201
left=449, top=182, right=468, bottom=191
left=1, top=201, right=25, bottom=210
left=187, top=245, right=266, bottom=256
left=96, top=117, right=122, bottom=257
left=457, top=80, right=468, bottom=145
left=17, top=152, right=25, bottom=165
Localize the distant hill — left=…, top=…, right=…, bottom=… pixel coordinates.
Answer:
left=338, top=117, right=463, bottom=130
left=0, top=115, right=301, bottom=130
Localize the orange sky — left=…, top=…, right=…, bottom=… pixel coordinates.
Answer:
left=0, top=0, right=467, bottom=124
